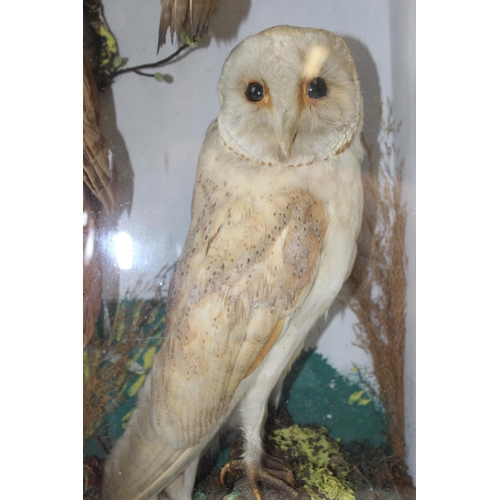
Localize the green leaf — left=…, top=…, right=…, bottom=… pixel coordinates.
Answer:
left=348, top=390, right=364, bottom=405
left=113, top=56, right=123, bottom=68
left=154, top=73, right=164, bottom=82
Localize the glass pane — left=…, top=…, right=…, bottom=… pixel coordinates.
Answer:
left=84, top=1, right=415, bottom=498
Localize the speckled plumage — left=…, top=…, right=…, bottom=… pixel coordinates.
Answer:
left=103, top=25, right=364, bottom=500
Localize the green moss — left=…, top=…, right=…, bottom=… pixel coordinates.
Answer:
left=269, top=425, right=355, bottom=500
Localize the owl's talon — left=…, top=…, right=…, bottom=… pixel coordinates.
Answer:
left=220, top=458, right=244, bottom=487
left=220, top=454, right=299, bottom=499
left=247, top=464, right=299, bottom=499
left=261, top=454, right=295, bottom=485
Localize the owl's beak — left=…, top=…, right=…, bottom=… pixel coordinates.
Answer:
left=275, top=113, right=298, bottom=160
left=279, top=136, right=294, bottom=160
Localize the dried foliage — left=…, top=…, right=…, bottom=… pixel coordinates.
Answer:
left=83, top=265, right=171, bottom=446
left=83, top=184, right=104, bottom=348
left=84, top=455, right=105, bottom=500
left=345, top=443, right=416, bottom=500
left=83, top=55, right=116, bottom=215
left=348, top=103, right=408, bottom=461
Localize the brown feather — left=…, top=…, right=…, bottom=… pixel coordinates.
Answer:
left=157, top=0, right=221, bottom=50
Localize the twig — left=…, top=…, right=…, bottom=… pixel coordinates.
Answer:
left=113, top=44, right=190, bottom=79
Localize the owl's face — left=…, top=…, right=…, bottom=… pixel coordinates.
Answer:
left=217, top=26, right=362, bottom=168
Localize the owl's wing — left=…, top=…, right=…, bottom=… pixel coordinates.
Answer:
left=151, top=172, right=328, bottom=448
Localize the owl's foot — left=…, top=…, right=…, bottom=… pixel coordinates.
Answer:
left=220, top=453, right=298, bottom=500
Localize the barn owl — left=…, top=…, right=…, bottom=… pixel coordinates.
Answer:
left=102, top=25, right=364, bottom=500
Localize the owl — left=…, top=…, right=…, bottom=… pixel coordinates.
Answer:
left=102, top=25, right=364, bottom=500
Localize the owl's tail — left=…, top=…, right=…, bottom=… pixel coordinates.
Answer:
left=101, top=374, right=201, bottom=500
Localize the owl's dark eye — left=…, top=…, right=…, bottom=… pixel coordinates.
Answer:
left=245, top=82, right=265, bottom=102
left=307, top=77, right=328, bottom=99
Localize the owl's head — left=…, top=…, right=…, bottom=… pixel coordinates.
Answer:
left=217, top=26, right=363, bottom=167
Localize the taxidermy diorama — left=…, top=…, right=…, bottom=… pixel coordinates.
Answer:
left=83, top=1, right=414, bottom=499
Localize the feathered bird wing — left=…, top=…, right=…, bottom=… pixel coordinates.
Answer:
left=150, top=144, right=328, bottom=449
